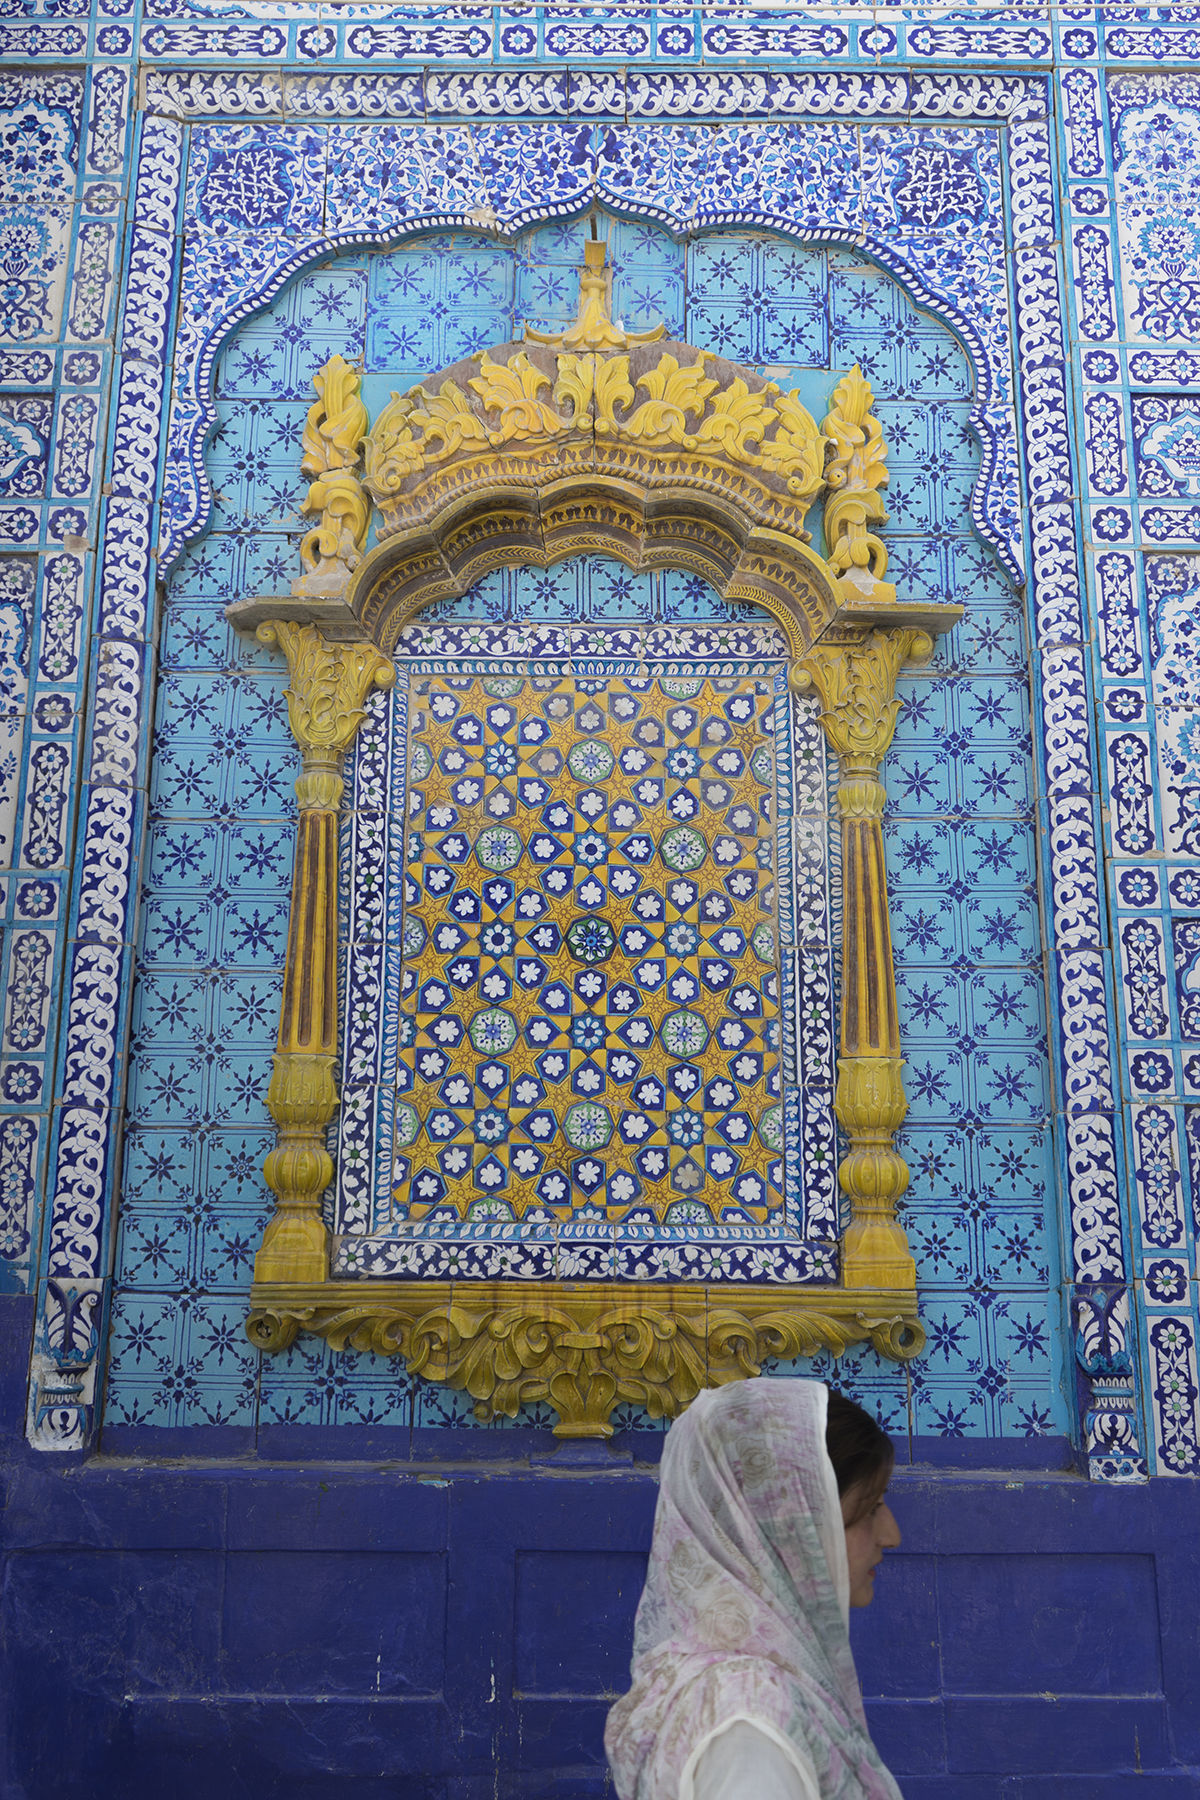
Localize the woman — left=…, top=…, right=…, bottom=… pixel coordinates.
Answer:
left=605, top=1379, right=903, bottom=1800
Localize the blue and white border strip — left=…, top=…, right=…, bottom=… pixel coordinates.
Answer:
left=30, top=117, right=185, bottom=1452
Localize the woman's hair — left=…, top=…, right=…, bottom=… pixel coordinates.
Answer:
left=824, top=1390, right=895, bottom=1520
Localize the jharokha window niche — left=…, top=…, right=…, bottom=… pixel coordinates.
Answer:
left=122, top=216, right=1047, bottom=1442
left=225, top=231, right=960, bottom=1438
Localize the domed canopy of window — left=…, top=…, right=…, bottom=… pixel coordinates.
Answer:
left=349, top=242, right=849, bottom=656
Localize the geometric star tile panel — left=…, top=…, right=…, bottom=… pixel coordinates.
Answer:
left=395, top=673, right=781, bottom=1228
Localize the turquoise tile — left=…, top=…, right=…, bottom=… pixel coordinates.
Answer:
left=131, top=974, right=209, bottom=1046
left=972, top=1052, right=1050, bottom=1123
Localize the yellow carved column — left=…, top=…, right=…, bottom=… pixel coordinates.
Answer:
left=253, top=620, right=394, bottom=1283
left=800, top=629, right=930, bottom=1289
left=797, top=363, right=936, bottom=1291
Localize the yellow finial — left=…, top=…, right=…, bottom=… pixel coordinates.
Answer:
left=526, top=239, right=664, bottom=351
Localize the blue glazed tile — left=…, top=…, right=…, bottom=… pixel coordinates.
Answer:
left=891, top=895, right=959, bottom=964
left=686, top=235, right=828, bottom=366
left=954, top=676, right=1032, bottom=744
left=900, top=1129, right=968, bottom=1203
left=476, top=122, right=596, bottom=232
left=957, top=820, right=1037, bottom=885
left=910, top=1377, right=989, bottom=1440
left=992, top=1297, right=1055, bottom=1375
left=904, top=1053, right=968, bottom=1123
left=116, top=1208, right=191, bottom=1291
left=595, top=124, right=710, bottom=233
left=258, top=1334, right=413, bottom=1428
left=216, top=900, right=290, bottom=968
left=963, top=894, right=1041, bottom=966
left=967, top=971, right=1046, bottom=1042
left=900, top=1205, right=975, bottom=1286
left=694, top=124, right=861, bottom=237
left=895, top=969, right=968, bottom=1043
left=223, top=823, right=294, bottom=891
left=365, top=233, right=514, bottom=375
left=211, top=972, right=282, bottom=1041
left=983, top=1210, right=1050, bottom=1287
left=972, top=1053, right=1050, bottom=1123
left=885, top=819, right=954, bottom=887
left=957, top=749, right=1033, bottom=816
left=327, top=124, right=488, bottom=235
left=518, top=214, right=684, bottom=339
left=887, top=750, right=955, bottom=817
left=184, top=124, right=326, bottom=239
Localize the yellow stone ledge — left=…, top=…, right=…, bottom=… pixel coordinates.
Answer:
left=247, top=1280, right=925, bottom=1439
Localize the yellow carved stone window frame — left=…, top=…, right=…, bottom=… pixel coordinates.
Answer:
left=229, top=247, right=962, bottom=1439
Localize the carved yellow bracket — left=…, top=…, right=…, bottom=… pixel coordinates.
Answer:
left=252, top=620, right=394, bottom=1284
left=247, top=1281, right=923, bottom=1435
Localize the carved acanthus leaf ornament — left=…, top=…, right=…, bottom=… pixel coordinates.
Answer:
left=247, top=1282, right=924, bottom=1438
left=821, top=364, right=895, bottom=604
left=361, top=243, right=828, bottom=542
left=295, top=354, right=372, bottom=596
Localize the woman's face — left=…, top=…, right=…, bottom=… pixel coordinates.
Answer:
left=840, top=1479, right=901, bottom=1607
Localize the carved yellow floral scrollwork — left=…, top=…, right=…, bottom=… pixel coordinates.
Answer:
left=363, top=347, right=826, bottom=500
left=295, top=355, right=372, bottom=597
left=470, top=349, right=565, bottom=442
left=246, top=1283, right=924, bottom=1437
left=821, top=364, right=895, bottom=605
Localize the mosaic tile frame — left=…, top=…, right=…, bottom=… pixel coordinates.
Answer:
left=29, top=53, right=1138, bottom=1466
left=329, top=644, right=839, bottom=1286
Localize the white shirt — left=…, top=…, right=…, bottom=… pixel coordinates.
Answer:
left=688, top=1718, right=821, bottom=1800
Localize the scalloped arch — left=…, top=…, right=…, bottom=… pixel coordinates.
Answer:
left=160, top=203, right=1018, bottom=583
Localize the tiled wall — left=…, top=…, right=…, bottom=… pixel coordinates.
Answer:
left=5, top=2, right=1200, bottom=1471
left=0, top=61, right=130, bottom=1330
left=104, top=223, right=1061, bottom=1443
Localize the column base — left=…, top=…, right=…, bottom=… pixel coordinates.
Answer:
left=840, top=1219, right=917, bottom=1291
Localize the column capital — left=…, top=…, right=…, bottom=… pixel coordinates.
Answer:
left=797, top=625, right=933, bottom=779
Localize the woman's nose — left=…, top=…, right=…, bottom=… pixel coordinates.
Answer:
left=878, top=1503, right=902, bottom=1548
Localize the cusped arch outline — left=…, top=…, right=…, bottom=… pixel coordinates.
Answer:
left=159, top=132, right=1021, bottom=582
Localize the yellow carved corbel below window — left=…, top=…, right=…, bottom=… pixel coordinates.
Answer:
left=235, top=248, right=967, bottom=1437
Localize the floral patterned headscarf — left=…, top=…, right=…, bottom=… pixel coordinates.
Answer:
left=605, top=1379, right=904, bottom=1800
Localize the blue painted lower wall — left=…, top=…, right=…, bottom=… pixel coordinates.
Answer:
left=1, top=1301, right=1197, bottom=1799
